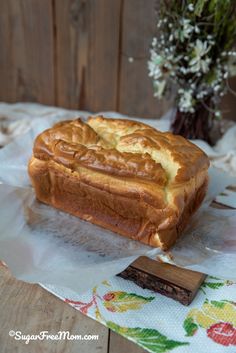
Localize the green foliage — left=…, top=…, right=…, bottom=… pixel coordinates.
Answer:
left=149, top=0, right=236, bottom=114
left=165, top=0, right=236, bottom=51
left=194, top=0, right=208, bottom=16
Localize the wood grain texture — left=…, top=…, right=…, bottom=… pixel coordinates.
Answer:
left=119, top=256, right=206, bottom=305
left=130, top=257, right=206, bottom=293
left=55, top=0, right=122, bottom=111
left=109, top=330, right=146, bottom=353
left=0, top=265, right=109, bottom=353
left=0, top=0, right=235, bottom=120
left=0, top=0, right=55, bottom=105
left=221, top=77, right=236, bottom=121
left=118, top=0, right=174, bottom=118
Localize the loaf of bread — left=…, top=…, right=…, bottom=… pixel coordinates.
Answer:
left=28, top=116, right=209, bottom=250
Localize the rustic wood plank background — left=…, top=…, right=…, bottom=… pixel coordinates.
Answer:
left=0, top=0, right=235, bottom=119
left=0, top=263, right=146, bottom=353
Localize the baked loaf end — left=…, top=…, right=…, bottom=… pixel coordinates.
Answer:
left=28, top=116, right=209, bottom=250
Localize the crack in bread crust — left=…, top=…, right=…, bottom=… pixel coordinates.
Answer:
left=28, top=116, right=209, bottom=249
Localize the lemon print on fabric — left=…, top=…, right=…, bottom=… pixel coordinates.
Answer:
left=102, top=291, right=155, bottom=313
left=184, top=299, right=236, bottom=346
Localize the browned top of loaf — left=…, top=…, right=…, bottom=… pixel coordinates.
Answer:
left=33, top=116, right=209, bottom=186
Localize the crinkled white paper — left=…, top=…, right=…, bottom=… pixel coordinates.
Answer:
left=0, top=109, right=235, bottom=294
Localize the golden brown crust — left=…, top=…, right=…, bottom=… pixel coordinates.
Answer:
left=87, top=116, right=209, bottom=184
left=28, top=115, right=210, bottom=250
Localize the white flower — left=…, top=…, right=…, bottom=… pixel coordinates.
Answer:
left=214, top=84, right=221, bottom=91
left=176, top=18, right=194, bottom=41
left=148, top=50, right=168, bottom=82
left=178, top=89, right=194, bottom=112
left=148, top=60, right=162, bottom=80
left=189, top=40, right=212, bottom=73
left=196, top=90, right=208, bottom=99
left=223, top=72, right=228, bottom=79
left=193, top=39, right=211, bottom=57
left=153, top=80, right=166, bottom=98
left=179, top=67, right=188, bottom=74
left=152, top=37, right=157, bottom=47
left=149, top=50, right=163, bottom=64
left=188, top=3, right=194, bottom=12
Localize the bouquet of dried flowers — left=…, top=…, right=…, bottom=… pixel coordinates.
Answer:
left=148, top=0, right=236, bottom=143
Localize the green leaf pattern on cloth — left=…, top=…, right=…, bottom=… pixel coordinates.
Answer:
left=65, top=285, right=189, bottom=352
left=201, top=276, right=234, bottom=293
left=107, top=322, right=189, bottom=353
left=102, top=291, right=155, bottom=313
left=183, top=317, right=198, bottom=337
left=60, top=274, right=236, bottom=353
left=66, top=288, right=155, bottom=317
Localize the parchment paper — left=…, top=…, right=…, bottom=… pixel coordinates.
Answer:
left=0, top=113, right=235, bottom=293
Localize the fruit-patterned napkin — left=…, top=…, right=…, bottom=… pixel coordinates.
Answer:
left=41, top=274, right=236, bottom=353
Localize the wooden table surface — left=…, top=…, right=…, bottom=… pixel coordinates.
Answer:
left=0, top=263, right=146, bottom=353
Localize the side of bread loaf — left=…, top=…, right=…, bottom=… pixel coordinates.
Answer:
left=28, top=116, right=209, bottom=250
